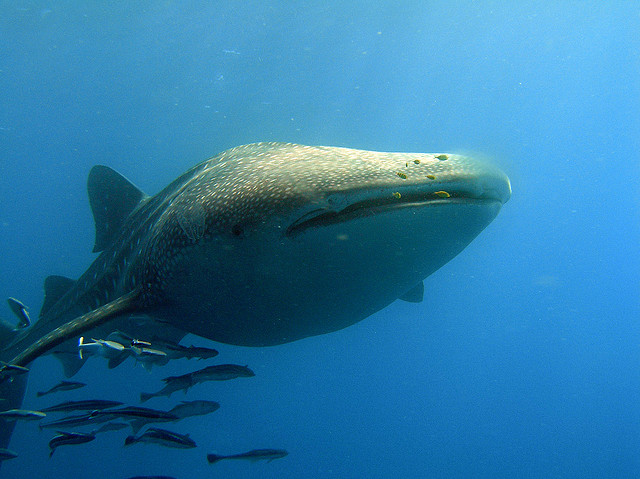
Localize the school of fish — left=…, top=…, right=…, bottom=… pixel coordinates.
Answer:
left=0, top=332, right=286, bottom=471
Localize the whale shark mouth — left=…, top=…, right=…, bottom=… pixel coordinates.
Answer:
left=285, top=192, right=500, bottom=237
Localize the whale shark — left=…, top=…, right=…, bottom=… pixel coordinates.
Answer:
left=0, top=142, right=510, bottom=454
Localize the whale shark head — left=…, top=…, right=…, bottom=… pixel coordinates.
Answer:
left=141, top=142, right=511, bottom=346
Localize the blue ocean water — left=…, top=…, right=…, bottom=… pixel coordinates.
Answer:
left=0, top=2, right=638, bottom=478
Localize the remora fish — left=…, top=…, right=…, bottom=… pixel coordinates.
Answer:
left=129, top=345, right=168, bottom=371
left=0, top=408, right=46, bottom=421
left=77, top=336, right=126, bottom=361
left=6, top=298, right=30, bottom=329
left=169, top=400, right=220, bottom=419
left=207, top=448, right=288, bottom=464
left=130, top=399, right=221, bottom=433
left=124, top=427, right=196, bottom=449
left=0, top=142, right=510, bottom=455
left=140, top=373, right=194, bottom=403
left=40, top=399, right=123, bottom=413
left=140, top=364, right=254, bottom=402
left=36, top=380, right=86, bottom=397
left=191, top=364, right=255, bottom=382
left=181, top=345, right=219, bottom=360
left=48, top=431, right=95, bottom=457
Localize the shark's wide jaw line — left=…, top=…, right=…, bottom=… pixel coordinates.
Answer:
left=286, top=189, right=504, bottom=237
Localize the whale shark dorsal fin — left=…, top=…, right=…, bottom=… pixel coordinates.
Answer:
left=87, top=165, right=147, bottom=253
left=40, top=275, right=76, bottom=318
left=399, top=281, right=424, bottom=303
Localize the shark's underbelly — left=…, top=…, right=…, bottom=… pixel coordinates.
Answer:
left=158, top=200, right=502, bottom=346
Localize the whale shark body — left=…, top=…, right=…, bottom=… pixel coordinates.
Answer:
left=0, top=142, right=510, bottom=453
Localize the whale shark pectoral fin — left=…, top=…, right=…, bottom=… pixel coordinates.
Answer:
left=399, top=281, right=424, bottom=303
left=88, top=165, right=147, bottom=253
left=7, top=287, right=143, bottom=369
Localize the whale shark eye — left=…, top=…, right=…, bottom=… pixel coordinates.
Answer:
left=231, top=224, right=244, bottom=237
